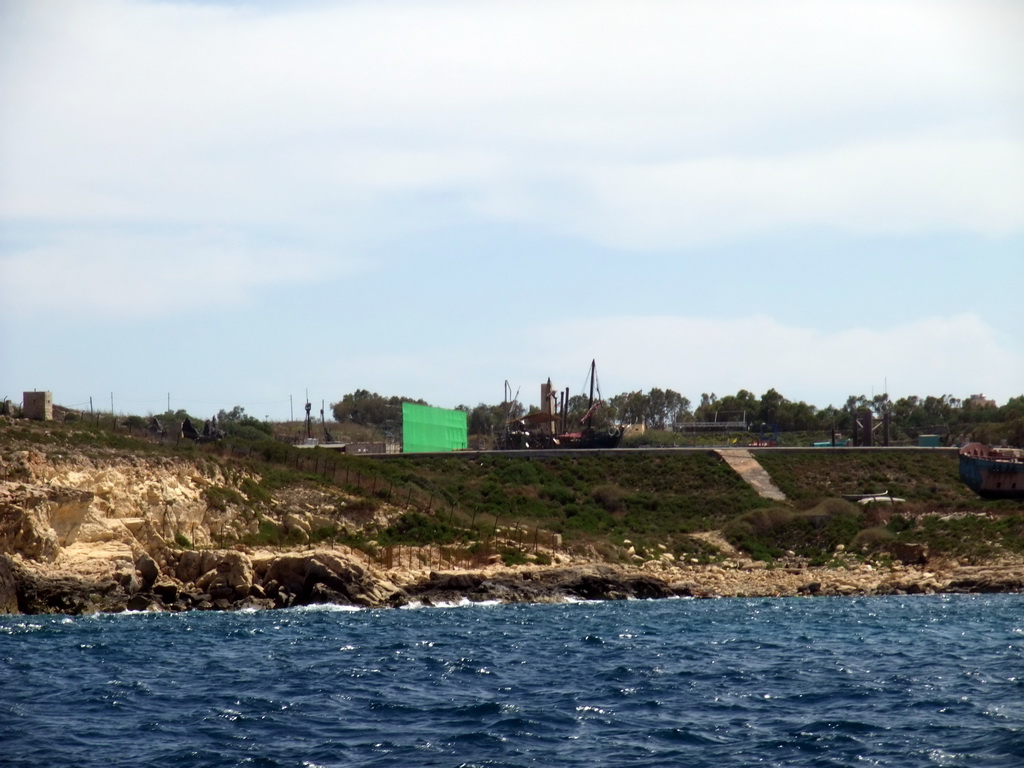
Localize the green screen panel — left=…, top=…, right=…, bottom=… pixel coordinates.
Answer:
left=402, top=403, right=468, bottom=453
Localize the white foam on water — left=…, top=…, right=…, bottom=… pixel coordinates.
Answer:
left=286, top=603, right=364, bottom=613
left=400, top=597, right=504, bottom=610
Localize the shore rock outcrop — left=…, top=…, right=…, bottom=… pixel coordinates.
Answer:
left=3, top=440, right=1024, bottom=615
left=0, top=555, right=19, bottom=614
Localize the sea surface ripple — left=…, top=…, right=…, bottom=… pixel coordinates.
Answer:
left=3, top=594, right=1023, bottom=767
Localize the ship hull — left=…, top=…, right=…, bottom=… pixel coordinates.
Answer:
left=959, top=443, right=1024, bottom=500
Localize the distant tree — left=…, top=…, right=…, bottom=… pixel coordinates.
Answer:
left=566, top=393, right=592, bottom=425
left=649, top=388, right=689, bottom=429
left=787, top=400, right=818, bottom=431
left=817, top=405, right=847, bottom=432
left=330, top=390, right=428, bottom=433
left=464, top=402, right=519, bottom=437
left=607, top=388, right=690, bottom=429
left=871, top=393, right=893, bottom=417
left=758, top=388, right=786, bottom=427
left=379, top=386, right=1024, bottom=445
left=1000, top=396, right=1024, bottom=421
left=609, top=391, right=647, bottom=426
left=217, top=405, right=247, bottom=424
left=845, top=394, right=868, bottom=413
left=216, top=405, right=272, bottom=438
left=704, top=390, right=757, bottom=426
left=693, top=393, right=718, bottom=422
left=962, top=396, right=1000, bottom=423
left=921, top=395, right=956, bottom=424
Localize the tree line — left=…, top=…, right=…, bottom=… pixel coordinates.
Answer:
left=328, top=388, right=1024, bottom=445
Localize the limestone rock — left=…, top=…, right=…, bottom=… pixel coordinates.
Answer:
left=261, top=551, right=403, bottom=608
left=890, top=542, right=928, bottom=566
left=153, top=580, right=179, bottom=603
left=136, top=553, right=159, bottom=590
left=0, top=554, right=20, bottom=614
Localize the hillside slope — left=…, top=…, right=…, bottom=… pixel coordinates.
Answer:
left=2, top=417, right=1022, bottom=614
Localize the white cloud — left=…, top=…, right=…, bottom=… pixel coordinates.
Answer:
left=293, top=312, right=1022, bottom=412
left=2, top=0, right=1021, bottom=249
left=552, top=136, right=1024, bottom=249
left=0, top=229, right=358, bottom=318
left=407, top=313, right=1021, bottom=410
left=542, top=313, right=1023, bottom=407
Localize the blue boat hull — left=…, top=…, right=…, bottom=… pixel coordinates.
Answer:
left=959, top=450, right=1024, bottom=500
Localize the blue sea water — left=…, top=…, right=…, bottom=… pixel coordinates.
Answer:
left=2, top=595, right=1023, bottom=767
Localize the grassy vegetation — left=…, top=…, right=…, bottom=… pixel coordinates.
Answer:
left=755, top=450, right=977, bottom=508
left=724, top=499, right=864, bottom=563
left=373, top=451, right=773, bottom=559
left=240, top=519, right=309, bottom=548
left=377, top=512, right=467, bottom=546
left=3, top=414, right=1023, bottom=566
left=202, top=485, right=246, bottom=512
left=889, top=511, right=1024, bottom=562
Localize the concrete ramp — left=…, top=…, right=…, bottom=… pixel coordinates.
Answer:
left=714, top=449, right=788, bottom=502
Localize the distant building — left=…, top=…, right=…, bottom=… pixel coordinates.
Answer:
left=967, top=393, right=997, bottom=409
left=23, top=391, right=53, bottom=421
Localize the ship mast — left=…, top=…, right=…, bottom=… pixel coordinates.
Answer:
left=587, top=359, right=596, bottom=430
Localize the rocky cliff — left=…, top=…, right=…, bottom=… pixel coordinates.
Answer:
left=0, top=446, right=411, bottom=613
left=2, top=441, right=1023, bottom=615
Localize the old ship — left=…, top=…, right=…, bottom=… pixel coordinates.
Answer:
left=498, top=360, right=624, bottom=450
left=958, top=442, right=1024, bottom=500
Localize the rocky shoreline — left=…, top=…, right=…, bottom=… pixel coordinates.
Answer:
left=4, top=546, right=1024, bottom=616
left=2, top=445, right=1023, bottom=617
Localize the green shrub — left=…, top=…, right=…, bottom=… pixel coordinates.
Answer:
left=229, top=424, right=274, bottom=442
left=541, top=483, right=575, bottom=505
left=242, top=520, right=308, bottom=548
left=203, top=485, right=245, bottom=511
left=336, top=496, right=381, bottom=515
left=591, top=484, right=625, bottom=513
left=378, top=512, right=462, bottom=546
left=253, top=440, right=292, bottom=464
left=563, top=505, right=614, bottom=535
left=887, top=514, right=914, bottom=534
left=239, top=477, right=271, bottom=504
left=725, top=500, right=865, bottom=562
left=851, top=526, right=894, bottom=551
left=309, top=525, right=339, bottom=544
left=260, top=467, right=304, bottom=490
left=500, top=547, right=529, bottom=566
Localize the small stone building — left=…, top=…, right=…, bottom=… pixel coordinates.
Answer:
left=23, top=391, right=53, bottom=421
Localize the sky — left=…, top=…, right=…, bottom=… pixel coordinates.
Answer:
left=1, top=0, right=1022, bottom=421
